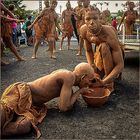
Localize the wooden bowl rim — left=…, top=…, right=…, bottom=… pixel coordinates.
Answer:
left=82, top=88, right=111, bottom=99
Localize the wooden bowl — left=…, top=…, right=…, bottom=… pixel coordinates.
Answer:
left=82, top=87, right=111, bottom=107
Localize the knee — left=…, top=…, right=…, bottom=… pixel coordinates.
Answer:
left=18, top=118, right=31, bottom=133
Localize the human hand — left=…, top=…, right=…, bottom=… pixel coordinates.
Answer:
left=80, top=87, right=94, bottom=95
left=91, top=77, right=104, bottom=88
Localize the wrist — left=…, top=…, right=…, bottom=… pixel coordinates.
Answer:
left=101, top=80, right=105, bottom=86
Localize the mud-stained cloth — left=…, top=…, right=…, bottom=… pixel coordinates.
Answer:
left=0, top=82, right=47, bottom=138
left=62, top=23, right=73, bottom=37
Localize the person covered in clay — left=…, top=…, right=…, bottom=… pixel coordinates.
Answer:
left=80, top=11, right=124, bottom=92
left=1, top=62, right=98, bottom=138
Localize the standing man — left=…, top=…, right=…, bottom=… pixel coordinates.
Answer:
left=59, top=2, right=74, bottom=50
left=118, top=1, right=138, bottom=35
left=74, top=0, right=91, bottom=56
left=71, top=0, right=83, bottom=44
left=29, top=0, right=62, bottom=59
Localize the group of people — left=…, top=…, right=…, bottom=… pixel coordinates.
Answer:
left=1, top=0, right=138, bottom=138
left=1, top=0, right=138, bottom=62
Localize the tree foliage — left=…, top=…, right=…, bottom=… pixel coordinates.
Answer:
left=3, top=0, right=38, bottom=19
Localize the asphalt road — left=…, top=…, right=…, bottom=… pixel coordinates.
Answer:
left=1, top=41, right=139, bottom=139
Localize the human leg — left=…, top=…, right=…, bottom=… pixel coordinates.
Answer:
left=59, top=35, right=65, bottom=50
left=48, top=38, right=56, bottom=59
left=67, top=36, right=71, bottom=50
left=2, top=116, right=31, bottom=136
left=3, top=37, right=24, bottom=61
left=32, top=38, right=41, bottom=59
left=76, top=37, right=83, bottom=56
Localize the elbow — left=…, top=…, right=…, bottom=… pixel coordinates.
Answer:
left=59, top=105, right=71, bottom=112
left=85, top=46, right=92, bottom=52
left=117, top=63, right=124, bottom=74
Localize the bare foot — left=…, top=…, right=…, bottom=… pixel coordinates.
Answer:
left=18, top=57, right=25, bottom=61
left=53, top=50, right=57, bottom=53
left=76, top=52, right=82, bottom=56
left=46, top=48, right=50, bottom=52
left=1, top=60, right=9, bottom=65
left=51, top=55, right=56, bottom=59
left=31, top=56, right=37, bottom=59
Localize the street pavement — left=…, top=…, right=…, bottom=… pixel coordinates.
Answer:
left=1, top=41, right=139, bottom=139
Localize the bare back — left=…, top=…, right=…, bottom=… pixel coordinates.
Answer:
left=28, top=70, right=75, bottom=106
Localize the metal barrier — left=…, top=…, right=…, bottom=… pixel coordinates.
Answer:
left=118, top=24, right=140, bottom=45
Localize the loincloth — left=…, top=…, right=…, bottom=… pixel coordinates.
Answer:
left=0, top=82, right=47, bottom=138
left=94, top=44, right=104, bottom=72
left=94, top=44, right=114, bottom=92
left=34, top=20, right=56, bottom=41
left=62, top=23, right=73, bottom=37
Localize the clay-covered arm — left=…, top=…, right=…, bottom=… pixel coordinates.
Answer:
left=1, top=15, right=21, bottom=22
left=28, top=9, right=45, bottom=29
left=58, top=75, right=80, bottom=112
left=102, top=40, right=124, bottom=85
left=1, top=3, right=15, bottom=18
left=80, top=25, right=94, bottom=65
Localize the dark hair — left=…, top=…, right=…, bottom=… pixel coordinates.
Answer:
left=9, top=4, right=15, bottom=11
left=28, top=16, right=32, bottom=20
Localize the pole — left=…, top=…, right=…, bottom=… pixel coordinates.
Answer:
left=39, top=0, right=42, bottom=13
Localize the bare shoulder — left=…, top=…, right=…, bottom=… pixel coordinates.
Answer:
left=104, top=25, right=117, bottom=36
left=80, top=24, right=88, bottom=39
left=51, top=69, right=75, bottom=84
left=62, top=10, right=67, bottom=14
left=104, top=26, right=121, bottom=50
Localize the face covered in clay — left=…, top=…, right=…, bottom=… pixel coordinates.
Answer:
left=50, top=0, right=58, bottom=10
left=85, top=11, right=102, bottom=35
left=79, top=74, right=97, bottom=88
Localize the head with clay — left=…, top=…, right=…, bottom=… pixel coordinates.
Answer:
left=73, top=63, right=96, bottom=88
left=85, top=11, right=102, bottom=36
left=44, top=0, right=50, bottom=8
left=50, top=0, right=57, bottom=10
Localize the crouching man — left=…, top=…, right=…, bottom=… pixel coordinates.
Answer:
left=80, top=11, right=124, bottom=91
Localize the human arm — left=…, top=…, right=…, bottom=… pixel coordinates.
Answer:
left=102, top=39, right=124, bottom=85
left=58, top=74, right=80, bottom=112
left=1, top=3, right=15, bottom=18
left=80, top=25, right=94, bottom=65
left=0, top=15, right=21, bottom=22
left=28, top=9, right=45, bottom=30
